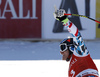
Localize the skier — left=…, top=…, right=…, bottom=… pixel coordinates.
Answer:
left=53, top=9, right=99, bottom=77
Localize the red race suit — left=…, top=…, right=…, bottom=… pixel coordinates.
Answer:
left=64, top=20, right=99, bottom=77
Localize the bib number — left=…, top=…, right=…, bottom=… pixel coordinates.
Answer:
left=71, top=70, right=75, bottom=77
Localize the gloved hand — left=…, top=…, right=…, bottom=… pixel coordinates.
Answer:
left=53, top=9, right=69, bottom=24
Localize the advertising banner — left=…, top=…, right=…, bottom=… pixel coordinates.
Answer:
left=0, top=0, right=42, bottom=38
left=42, top=0, right=96, bottom=39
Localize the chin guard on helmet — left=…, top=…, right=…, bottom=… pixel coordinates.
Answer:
left=66, top=53, right=72, bottom=61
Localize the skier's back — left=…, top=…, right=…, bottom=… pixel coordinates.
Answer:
left=53, top=9, right=99, bottom=77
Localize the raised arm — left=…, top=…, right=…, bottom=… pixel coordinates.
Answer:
left=64, top=20, right=79, bottom=37
left=54, top=9, right=89, bottom=56
left=53, top=9, right=80, bottom=37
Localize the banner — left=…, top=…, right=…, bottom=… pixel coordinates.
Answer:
left=53, top=0, right=90, bottom=33
left=0, top=0, right=42, bottom=38
left=42, top=0, right=96, bottom=39
left=96, top=0, right=100, bottom=38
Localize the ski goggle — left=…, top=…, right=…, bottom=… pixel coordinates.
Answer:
left=59, top=43, right=68, bottom=52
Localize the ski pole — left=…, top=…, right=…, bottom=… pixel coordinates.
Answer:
left=64, top=13, right=100, bottom=24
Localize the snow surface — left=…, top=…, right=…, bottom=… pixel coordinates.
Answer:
left=0, top=60, right=99, bottom=77
left=0, top=40, right=100, bottom=60
left=0, top=40, right=100, bottom=77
